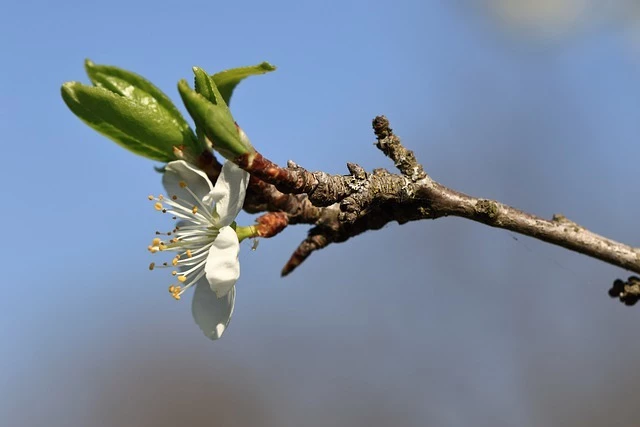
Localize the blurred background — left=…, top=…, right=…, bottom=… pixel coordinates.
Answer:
left=2, top=0, right=640, bottom=426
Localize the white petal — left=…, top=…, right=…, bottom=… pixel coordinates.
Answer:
left=205, top=226, right=240, bottom=297
left=163, top=160, right=214, bottom=205
left=192, top=278, right=235, bottom=340
left=211, top=161, right=249, bottom=227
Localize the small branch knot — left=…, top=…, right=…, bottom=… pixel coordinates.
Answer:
left=609, top=276, right=640, bottom=306
left=339, top=197, right=359, bottom=223
left=372, top=115, right=426, bottom=181
left=475, top=199, right=499, bottom=221
left=347, top=162, right=367, bottom=180
left=372, top=115, right=391, bottom=139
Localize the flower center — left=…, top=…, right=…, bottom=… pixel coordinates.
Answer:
left=147, top=181, right=220, bottom=300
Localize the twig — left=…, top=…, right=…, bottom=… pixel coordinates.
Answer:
left=372, top=115, right=426, bottom=181
left=230, top=116, right=640, bottom=283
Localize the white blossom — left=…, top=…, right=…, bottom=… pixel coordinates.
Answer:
left=148, top=160, right=249, bottom=339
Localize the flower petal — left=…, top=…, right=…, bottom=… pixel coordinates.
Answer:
left=205, top=226, right=240, bottom=297
left=211, top=161, right=249, bottom=227
left=192, top=278, right=235, bottom=340
left=163, top=160, right=214, bottom=205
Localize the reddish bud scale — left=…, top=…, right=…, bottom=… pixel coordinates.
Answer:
left=256, top=212, right=289, bottom=238
left=235, top=152, right=313, bottom=194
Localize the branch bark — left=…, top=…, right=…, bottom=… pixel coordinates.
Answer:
left=226, top=116, right=638, bottom=301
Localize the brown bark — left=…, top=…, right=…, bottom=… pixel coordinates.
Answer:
left=208, top=116, right=640, bottom=304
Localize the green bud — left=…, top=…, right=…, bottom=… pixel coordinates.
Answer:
left=211, top=62, right=276, bottom=105
left=61, top=60, right=200, bottom=162
left=178, top=67, right=254, bottom=160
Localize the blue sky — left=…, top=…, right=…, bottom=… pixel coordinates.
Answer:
left=3, top=1, right=640, bottom=426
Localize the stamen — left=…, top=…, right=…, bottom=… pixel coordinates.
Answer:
left=164, top=197, right=212, bottom=223
left=147, top=176, right=223, bottom=301
left=169, top=285, right=182, bottom=300
left=181, top=186, right=215, bottom=222
left=148, top=195, right=154, bottom=200
left=176, top=268, right=207, bottom=296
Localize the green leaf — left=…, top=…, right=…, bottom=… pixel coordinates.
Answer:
left=178, top=76, right=253, bottom=160
left=84, top=59, right=199, bottom=151
left=62, top=82, right=183, bottom=162
left=211, top=62, right=276, bottom=105
left=193, top=66, right=221, bottom=105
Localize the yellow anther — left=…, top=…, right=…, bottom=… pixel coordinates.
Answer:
left=172, top=271, right=177, bottom=276
left=152, top=238, right=161, bottom=246
left=192, top=206, right=198, bottom=214
left=154, top=202, right=163, bottom=211
left=177, top=275, right=187, bottom=283
left=158, top=195, right=164, bottom=201
left=186, top=250, right=192, bottom=258
left=148, top=195, right=154, bottom=200
left=169, top=285, right=182, bottom=300
left=149, top=262, right=155, bottom=271
left=179, top=181, right=187, bottom=188
left=172, top=258, right=178, bottom=266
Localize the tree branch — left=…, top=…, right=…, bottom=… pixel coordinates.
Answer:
left=226, top=116, right=640, bottom=303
